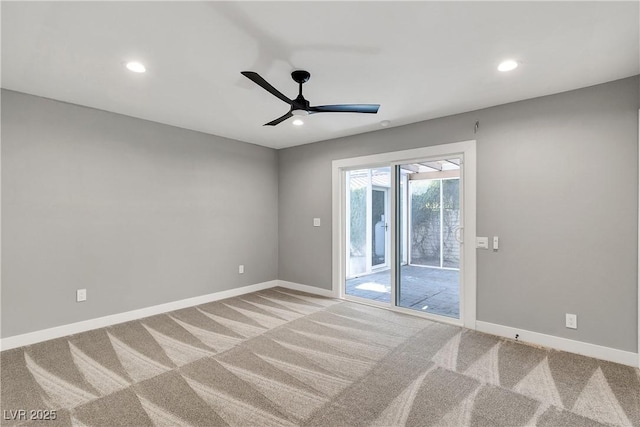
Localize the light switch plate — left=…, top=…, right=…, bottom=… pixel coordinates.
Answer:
left=476, top=237, right=489, bottom=249
left=76, top=289, right=87, bottom=302
left=313, top=218, right=321, bottom=227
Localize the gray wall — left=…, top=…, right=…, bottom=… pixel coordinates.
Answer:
left=3, top=76, right=638, bottom=353
left=1, top=90, right=278, bottom=338
left=278, top=76, right=639, bottom=352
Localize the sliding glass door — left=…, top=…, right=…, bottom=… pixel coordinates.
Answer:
left=337, top=146, right=473, bottom=325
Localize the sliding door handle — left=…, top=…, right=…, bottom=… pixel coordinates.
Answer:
left=455, top=227, right=463, bottom=243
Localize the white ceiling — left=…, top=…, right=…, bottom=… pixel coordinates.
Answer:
left=2, top=2, right=638, bottom=149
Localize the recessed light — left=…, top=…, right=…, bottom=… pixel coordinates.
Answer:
left=125, top=61, right=146, bottom=73
left=292, top=119, right=304, bottom=126
left=498, top=60, right=518, bottom=72
left=380, top=120, right=390, bottom=127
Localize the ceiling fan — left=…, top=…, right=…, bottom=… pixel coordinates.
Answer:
left=241, top=70, right=380, bottom=126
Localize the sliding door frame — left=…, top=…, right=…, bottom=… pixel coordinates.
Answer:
left=332, top=140, right=477, bottom=329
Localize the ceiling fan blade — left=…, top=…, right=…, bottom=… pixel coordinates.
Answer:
left=264, top=112, right=293, bottom=126
left=241, top=71, right=292, bottom=105
left=309, top=104, right=380, bottom=114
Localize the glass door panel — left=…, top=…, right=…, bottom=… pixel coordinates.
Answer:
left=345, top=167, right=391, bottom=303
left=397, top=159, right=461, bottom=319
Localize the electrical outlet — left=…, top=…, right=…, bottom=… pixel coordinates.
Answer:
left=238, top=265, right=244, bottom=274
left=76, top=289, right=87, bottom=302
left=566, top=313, right=577, bottom=329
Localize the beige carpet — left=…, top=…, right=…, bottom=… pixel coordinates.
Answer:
left=1, top=287, right=639, bottom=426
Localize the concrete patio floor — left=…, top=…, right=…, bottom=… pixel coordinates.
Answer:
left=345, top=265, right=459, bottom=318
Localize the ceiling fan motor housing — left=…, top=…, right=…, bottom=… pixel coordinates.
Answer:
left=292, top=95, right=310, bottom=111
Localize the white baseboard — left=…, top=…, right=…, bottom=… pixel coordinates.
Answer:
left=276, top=281, right=638, bottom=367
left=476, top=320, right=639, bottom=368
left=5, top=280, right=634, bottom=369
left=0, top=280, right=279, bottom=351
left=277, top=280, right=338, bottom=298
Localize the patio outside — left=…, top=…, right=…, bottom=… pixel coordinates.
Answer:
left=345, top=266, right=459, bottom=318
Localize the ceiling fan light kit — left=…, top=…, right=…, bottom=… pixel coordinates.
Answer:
left=241, top=70, right=380, bottom=126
